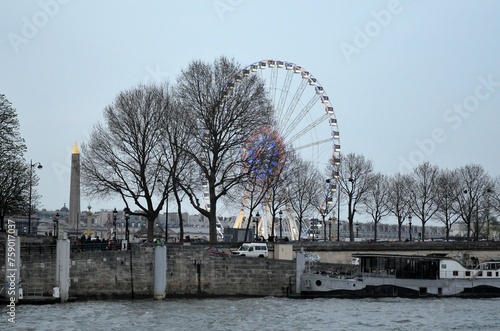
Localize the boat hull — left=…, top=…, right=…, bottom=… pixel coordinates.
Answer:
left=299, top=274, right=500, bottom=298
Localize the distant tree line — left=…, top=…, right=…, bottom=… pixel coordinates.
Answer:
left=334, top=157, right=499, bottom=242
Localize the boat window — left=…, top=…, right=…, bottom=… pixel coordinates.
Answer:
left=465, top=271, right=471, bottom=277
left=487, top=272, right=492, bottom=277
left=441, top=264, right=446, bottom=269
left=453, top=271, right=458, bottom=276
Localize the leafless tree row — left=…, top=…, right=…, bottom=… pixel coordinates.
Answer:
left=333, top=156, right=498, bottom=242
left=79, top=57, right=499, bottom=243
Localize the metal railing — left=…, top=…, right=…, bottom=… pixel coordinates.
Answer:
left=24, top=285, right=44, bottom=297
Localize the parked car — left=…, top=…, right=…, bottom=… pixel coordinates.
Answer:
left=106, top=239, right=122, bottom=251
left=190, top=237, right=208, bottom=243
left=231, top=243, right=268, bottom=258
left=205, top=247, right=229, bottom=257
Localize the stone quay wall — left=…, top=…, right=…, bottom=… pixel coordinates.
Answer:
left=166, top=245, right=295, bottom=297
left=0, top=241, right=295, bottom=299
left=2, top=235, right=500, bottom=300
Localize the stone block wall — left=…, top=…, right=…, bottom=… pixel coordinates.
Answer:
left=1, top=242, right=295, bottom=299
left=4, top=238, right=497, bottom=300
left=69, top=248, right=154, bottom=299
left=166, top=245, right=295, bottom=297
left=18, top=249, right=57, bottom=296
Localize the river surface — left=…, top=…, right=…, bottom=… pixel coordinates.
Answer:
left=3, top=296, right=499, bottom=331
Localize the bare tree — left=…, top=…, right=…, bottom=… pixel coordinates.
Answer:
left=489, top=177, right=500, bottom=238
left=310, top=176, right=337, bottom=241
left=492, top=177, right=500, bottom=216
left=244, top=136, right=286, bottom=243
left=456, top=164, right=492, bottom=241
left=407, top=162, right=439, bottom=241
left=175, top=56, right=273, bottom=242
left=434, top=169, right=461, bottom=241
left=265, top=171, right=290, bottom=240
left=479, top=184, right=495, bottom=240
left=0, top=94, right=31, bottom=230
left=387, top=173, right=411, bottom=241
left=363, top=173, right=390, bottom=241
left=323, top=179, right=338, bottom=241
left=81, top=84, right=176, bottom=242
left=228, top=171, right=275, bottom=242
left=236, top=125, right=288, bottom=241
left=337, top=153, right=374, bottom=241
left=286, top=157, right=323, bottom=241
left=158, top=100, right=194, bottom=242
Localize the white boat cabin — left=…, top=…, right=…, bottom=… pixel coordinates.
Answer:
left=440, top=259, right=500, bottom=279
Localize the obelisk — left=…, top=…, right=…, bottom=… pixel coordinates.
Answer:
left=69, top=143, right=81, bottom=230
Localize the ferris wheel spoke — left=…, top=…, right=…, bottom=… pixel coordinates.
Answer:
left=287, top=112, right=330, bottom=144
left=281, top=78, right=308, bottom=128
left=269, top=66, right=279, bottom=106
left=275, top=69, right=294, bottom=123
left=282, top=94, right=321, bottom=140
left=294, top=138, right=332, bottom=151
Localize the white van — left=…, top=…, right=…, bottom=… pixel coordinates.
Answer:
left=232, top=243, right=268, bottom=258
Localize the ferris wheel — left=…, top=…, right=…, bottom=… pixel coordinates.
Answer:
left=227, top=59, right=341, bottom=241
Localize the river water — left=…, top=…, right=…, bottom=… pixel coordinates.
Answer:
left=3, top=296, right=499, bottom=331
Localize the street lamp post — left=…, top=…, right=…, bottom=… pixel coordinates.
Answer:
left=165, top=201, right=169, bottom=243
left=53, top=212, right=59, bottom=238
left=279, top=210, right=283, bottom=240
left=28, top=160, right=43, bottom=234
left=112, top=208, right=118, bottom=240
left=337, top=186, right=340, bottom=241
left=86, top=205, right=92, bottom=234
left=348, top=177, right=355, bottom=241
left=486, top=188, right=492, bottom=240
left=311, top=219, right=316, bottom=241
left=355, top=221, right=359, bottom=238
left=328, top=217, right=332, bottom=241
left=322, top=179, right=332, bottom=241
left=124, top=207, right=130, bottom=249
left=408, top=214, right=412, bottom=242
left=253, top=212, right=260, bottom=242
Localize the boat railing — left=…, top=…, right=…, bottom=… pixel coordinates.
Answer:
left=312, top=265, right=359, bottom=279
left=470, top=265, right=500, bottom=279
left=362, top=267, right=396, bottom=278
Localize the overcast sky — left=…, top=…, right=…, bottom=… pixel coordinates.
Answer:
left=1, top=1, right=500, bottom=217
